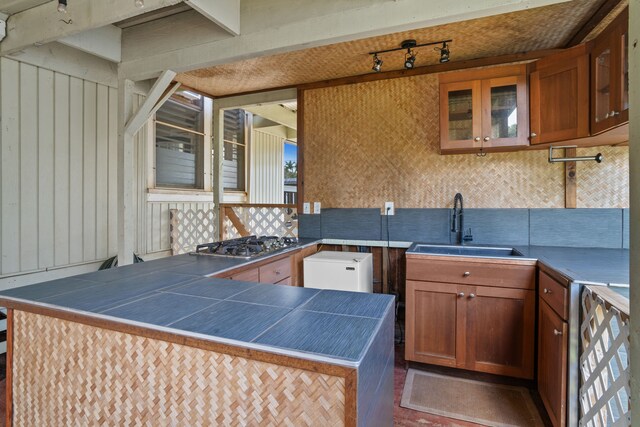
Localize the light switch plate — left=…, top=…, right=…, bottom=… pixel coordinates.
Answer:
left=303, top=202, right=311, bottom=214
left=313, top=202, right=321, bottom=214
left=384, top=202, right=394, bottom=215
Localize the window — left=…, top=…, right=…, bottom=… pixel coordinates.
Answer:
left=223, top=109, right=247, bottom=191
left=155, top=90, right=205, bottom=189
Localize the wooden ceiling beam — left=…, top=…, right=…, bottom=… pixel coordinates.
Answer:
left=184, top=0, right=239, bottom=36
left=563, top=0, right=624, bottom=47
left=0, top=0, right=182, bottom=56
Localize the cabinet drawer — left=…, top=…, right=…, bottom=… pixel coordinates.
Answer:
left=229, top=268, right=259, bottom=283
left=259, top=257, right=291, bottom=284
left=539, top=271, right=568, bottom=320
left=406, top=258, right=535, bottom=290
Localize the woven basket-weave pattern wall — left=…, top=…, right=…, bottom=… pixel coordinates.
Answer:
left=11, top=311, right=346, bottom=426
left=303, top=74, right=629, bottom=208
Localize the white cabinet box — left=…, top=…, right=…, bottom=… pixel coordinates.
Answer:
left=303, top=251, right=373, bottom=293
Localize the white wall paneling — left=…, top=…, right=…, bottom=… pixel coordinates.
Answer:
left=0, top=56, right=119, bottom=283
left=249, top=130, right=284, bottom=204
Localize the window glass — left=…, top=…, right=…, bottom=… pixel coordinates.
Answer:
left=223, top=109, right=247, bottom=191
left=155, top=90, right=204, bottom=189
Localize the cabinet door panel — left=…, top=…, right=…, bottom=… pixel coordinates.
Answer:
left=440, top=80, right=482, bottom=152
left=538, top=300, right=568, bottom=427
left=466, top=287, right=535, bottom=379
left=229, top=268, right=259, bottom=282
left=481, top=75, right=528, bottom=149
left=530, top=51, right=589, bottom=144
left=405, top=280, right=464, bottom=367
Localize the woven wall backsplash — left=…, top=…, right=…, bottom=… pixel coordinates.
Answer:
left=303, top=74, right=629, bottom=209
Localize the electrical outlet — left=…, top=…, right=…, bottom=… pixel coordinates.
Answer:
left=384, top=201, right=394, bottom=215
left=313, top=202, right=321, bottom=214
left=303, top=202, right=311, bottom=214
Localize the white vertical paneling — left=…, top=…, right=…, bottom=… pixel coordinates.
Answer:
left=108, top=87, right=118, bottom=256
left=1, top=58, right=20, bottom=274
left=83, top=81, right=97, bottom=261
left=37, top=68, right=55, bottom=269
left=95, top=85, right=109, bottom=260
left=0, top=55, right=132, bottom=280
left=250, top=130, right=284, bottom=204
left=135, top=94, right=147, bottom=256
left=54, top=73, right=70, bottom=267
left=68, top=77, right=84, bottom=264
left=19, top=63, right=39, bottom=272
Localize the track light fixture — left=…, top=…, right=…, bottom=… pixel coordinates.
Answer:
left=372, top=54, right=383, bottom=72
left=368, top=38, right=452, bottom=73
left=436, top=41, right=450, bottom=63
left=57, top=0, right=67, bottom=13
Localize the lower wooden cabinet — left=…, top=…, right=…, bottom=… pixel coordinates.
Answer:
left=405, top=257, right=536, bottom=380
left=538, top=299, right=568, bottom=427
left=537, top=269, right=570, bottom=427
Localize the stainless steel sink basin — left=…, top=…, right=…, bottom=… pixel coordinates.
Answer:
left=410, top=244, right=523, bottom=258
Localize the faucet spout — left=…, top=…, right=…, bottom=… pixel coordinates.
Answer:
left=452, top=193, right=464, bottom=245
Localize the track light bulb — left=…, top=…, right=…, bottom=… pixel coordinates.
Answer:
left=135, top=0, right=145, bottom=8
left=404, top=50, right=416, bottom=69
left=438, top=42, right=450, bottom=63
left=57, top=0, right=67, bottom=13
left=372, top=55, right=383, bottom=73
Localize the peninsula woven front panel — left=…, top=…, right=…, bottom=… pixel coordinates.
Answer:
left=11, top=311, right=347, bottom=426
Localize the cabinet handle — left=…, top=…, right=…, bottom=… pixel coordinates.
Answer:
left=474, top=137, right=481, bottom=142
left=544, top=288, right=551, bottom=294
left=483, top=136, right=490, bottom=142
left=463, top=271, right=471, bottom=277
left=530, top=132, right=537, bottom=138
left=457, top=292, right=465, bottom=297
left=553, top=329, right=563, bottom=336
left=469, top=293, right=476, bottom=299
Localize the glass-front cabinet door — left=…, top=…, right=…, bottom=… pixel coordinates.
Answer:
left=439, top=80, right=482, bottom=153
left=481, top=75, right=528, bottom=149
left=591, top=8, right=628, bottom=134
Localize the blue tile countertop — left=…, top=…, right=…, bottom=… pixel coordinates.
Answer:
left=0, top=242, right=395, bottom=366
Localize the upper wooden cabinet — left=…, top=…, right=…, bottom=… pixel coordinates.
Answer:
left=529, top=45, right=590, bottom=145
left=439, top=64, right=529, bottom=154
left=591, top=8, right=629, bottom=135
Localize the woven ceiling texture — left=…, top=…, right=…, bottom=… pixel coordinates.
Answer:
left=176, top=0, right=606, bottom=97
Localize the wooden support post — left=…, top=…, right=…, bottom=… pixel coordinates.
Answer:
left=225, top=207, right=250, bottom=237
left=117, top=79, right=135, bottom=266
left=565, top=148, right=577, bottom=208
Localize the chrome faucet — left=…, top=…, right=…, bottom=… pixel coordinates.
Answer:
left=451, top=193, right=473, bottom=245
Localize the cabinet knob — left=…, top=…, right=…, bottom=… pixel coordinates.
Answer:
left=458, top=292, right=465, bottom=297
left=611, top=110, right=620, bottom=117
left=463, top=271, right=471, bottom=277
left=530, top=132, right=537, bottom=138
left=553, top=329, right=563, bottom=336
left=474, top=137, right=481, bottom=142
left=469, top=293, right=476, bottom=299
left=543, top=288, right=551, bottom=294
left=275, top=270, right=281, bottom=275
left=483, top=136, right=490, bottom=142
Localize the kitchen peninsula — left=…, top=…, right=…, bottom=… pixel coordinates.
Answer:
left=0, top=244, right=395, bottom=427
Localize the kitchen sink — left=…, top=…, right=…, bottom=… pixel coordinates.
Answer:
left=409, top=244, right=523, bottom=258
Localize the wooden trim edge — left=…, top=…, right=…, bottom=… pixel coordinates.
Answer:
left=6, top=309, right=13, bottom=427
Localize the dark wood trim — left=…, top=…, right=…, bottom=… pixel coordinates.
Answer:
left=214, top=49, right=559, bottom=101
left=564, top=0, right=625, bottom=47
left=344, top=369, right=358, bottom=427
left=6, top=309, right=12, bottom=427
left=537, top=262, right=572, bottom=287
left=565, top=148, right=578, bottom=208
left=2, top=303, right=355, bottom=382
left=296, top=88, right=305, bottom=212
